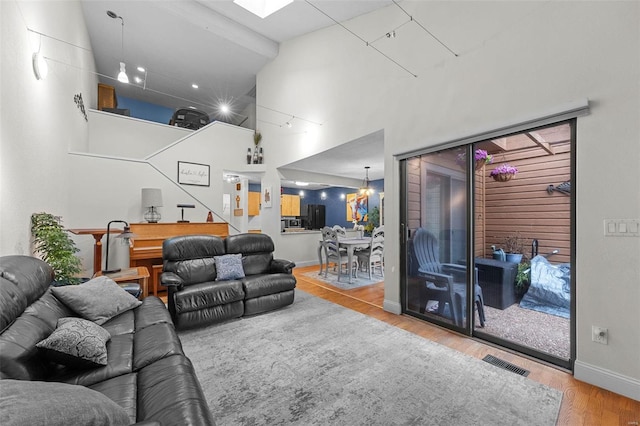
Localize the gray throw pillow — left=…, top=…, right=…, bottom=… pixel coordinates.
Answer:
left=51, top=275, right=142, bottom=325
left=215, top=253, right=245, bottom=280
left=36, top=317, right=111, bottom=368
left=0, top=380, right=130, bottom=426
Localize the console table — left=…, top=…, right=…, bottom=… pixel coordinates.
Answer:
left=129, top=222, right=229, bottom=295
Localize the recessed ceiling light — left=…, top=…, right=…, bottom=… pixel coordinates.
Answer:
left=220, top=104, right=230, bottom=114
left=295, top=181, right=309, bottom=187
left=134, top=76, right=142, bottom=83
left=188, top=106, right=197, bottom=109
left=192, top=83, right=199, bottom=89
left=137, top=66, right=145, bottom=72
left=233, top=0, right=293, bottom=19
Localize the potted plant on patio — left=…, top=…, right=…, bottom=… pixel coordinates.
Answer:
left=31, top=212, right=83, bottom=285
left=502, top=231, right=526, bottom=264
left=515, top=261, right=531, bottom=297
left=490, top=163, right=518, bottom=182
left=456, top=149, right=493, bottom=170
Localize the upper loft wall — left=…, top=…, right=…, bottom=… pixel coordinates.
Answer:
left=87, top=109, right=192, bottom=158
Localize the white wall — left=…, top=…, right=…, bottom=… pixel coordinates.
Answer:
left=1, top=0, right=97, bottom=256
left=1, top=0, right=258, bottom=276
left=257, top=1, right=640, bottom=399
left=87, top=109, right=192, bottom=158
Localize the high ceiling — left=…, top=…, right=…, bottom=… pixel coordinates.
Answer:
left=81, top=0, right=394, bottom=125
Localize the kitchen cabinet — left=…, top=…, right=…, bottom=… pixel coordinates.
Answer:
left=280, top=194, right=300, bottom=217
left=98, top=83, right=117, bottom=110
left=248, top=192, right=260, bottom=216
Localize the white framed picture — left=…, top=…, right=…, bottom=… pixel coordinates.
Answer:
left=263, top=186, right=272, bottom=208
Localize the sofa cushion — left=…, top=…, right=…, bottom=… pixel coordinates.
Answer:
left=89, top=373, right=138, bottom=424
left=51, top=276, right=142, bottom=325
left=137, top=355, right=215, bottom=425
left=174, top=281, right=244, bottom=314
left=242, top=273, right=297, bottom=299
left=162, top=235, right=225, bottom=285
left=48, top=332, right=133, bottom=387
left=0, top=379, right=130, bottom=426
left=133, top=322, right=185, bottom=371
left=214, top=254, right=245, bottom=281
left=0, top=256, right=54, bottom=332
left=36, top=317, right=111, bottom=368
left=225, top=233, right=275, bottom=275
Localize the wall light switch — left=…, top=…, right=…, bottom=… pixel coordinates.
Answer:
left=618, top=222, right=627, bottom=233
left=606, top=221, right=616, bottom=235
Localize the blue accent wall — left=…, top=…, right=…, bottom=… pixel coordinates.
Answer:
left=116, top=95, right=174, bottom=124
left=294, top=179, right=383, bottom=229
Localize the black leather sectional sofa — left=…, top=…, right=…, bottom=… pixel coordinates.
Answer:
left=0, top=255, right=214, bottom=425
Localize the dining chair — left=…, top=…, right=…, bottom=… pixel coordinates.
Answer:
left=323, top=226, right=358, bottom=282
left=356, top=225, right=384, bottom=280
left=332, top=225, right=347, bottom=237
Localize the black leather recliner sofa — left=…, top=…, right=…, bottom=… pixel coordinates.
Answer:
left=0, top=255, right=214, bottom=425
left=161, top=233, right=296, bottom=330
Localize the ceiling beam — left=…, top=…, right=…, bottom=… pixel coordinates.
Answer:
left=156, top=1, right=279, bottom=60
left=525, top=132, right=555, bottom=155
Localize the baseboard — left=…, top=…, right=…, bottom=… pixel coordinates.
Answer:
left=574, top=360, right=640, bottom=401
left=383, top=299, right=402, bottom=315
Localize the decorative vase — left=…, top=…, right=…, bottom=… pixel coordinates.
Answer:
left=492, top=173, right=514, bottom=182
left=246, top=148, right=252, bottom=164
left=252, top=146, right=259, bottom=164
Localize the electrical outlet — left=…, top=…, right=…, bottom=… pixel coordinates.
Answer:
left=592, top=326, right=608, bottom=344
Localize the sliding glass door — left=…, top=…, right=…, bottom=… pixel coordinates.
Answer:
left=400, top=120, right=575, bottom=369
left=403, top=147, right=474, bottom=333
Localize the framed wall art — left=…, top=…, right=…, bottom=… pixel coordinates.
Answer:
left=346, top=193, right=368, bottom=222
left=177, top=161, right=210, bottom=187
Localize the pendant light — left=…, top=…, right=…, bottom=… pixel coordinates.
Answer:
left=359, top=166, right=374, bottom=196
left=108, top=11, right=129, bottom=84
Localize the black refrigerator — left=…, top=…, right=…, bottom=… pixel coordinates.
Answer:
left=306, top=204, right=326, bottom=230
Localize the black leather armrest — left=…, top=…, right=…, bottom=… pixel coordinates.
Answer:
left=161, top=272, right=184, bottom=289
left=270, top=259, right=296, bottom=274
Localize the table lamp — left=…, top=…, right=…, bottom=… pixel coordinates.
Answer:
left=102, top=220, right=136, bottom=274
left=141, top=188, right=163, bottom=223
left=177, top=204, right=195, bottom=223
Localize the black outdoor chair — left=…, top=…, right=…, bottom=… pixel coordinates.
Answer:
left=412, top=228, right=485, bottom=327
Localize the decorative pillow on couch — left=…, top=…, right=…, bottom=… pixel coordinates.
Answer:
left=214, top=254, right=245, bottom=281
left=36, top=317, right=111, bottom=368
left=0, top=379, right=130, bottom=426
left=51, top=275, right=142, bottom=325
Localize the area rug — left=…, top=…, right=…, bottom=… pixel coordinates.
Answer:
left=302, top=269, right=382, bottom=290
left=178, top=290, right=562, bottom=425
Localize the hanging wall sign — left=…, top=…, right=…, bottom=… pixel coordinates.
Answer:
left=177, top=161, right=210, bottom=186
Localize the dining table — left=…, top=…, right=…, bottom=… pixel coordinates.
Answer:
left=317, top=236, right=371, bottom=284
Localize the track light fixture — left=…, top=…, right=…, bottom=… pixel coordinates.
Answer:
left=108, top=10, right=129, bottom=84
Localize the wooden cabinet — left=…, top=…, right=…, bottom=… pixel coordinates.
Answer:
left=98, top=83, right=117, bottom=110
left=280, top=194, right=301, bottom=216
left=248, top=192, right=260, bottom=216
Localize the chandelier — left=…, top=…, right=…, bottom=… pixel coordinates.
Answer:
left=359, top=166, right=374, bottom=196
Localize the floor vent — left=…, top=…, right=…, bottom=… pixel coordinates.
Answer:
left=482, top=355, right=530, bottom=377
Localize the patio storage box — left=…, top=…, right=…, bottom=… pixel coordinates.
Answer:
left=475, top=258, right=518, bottom=310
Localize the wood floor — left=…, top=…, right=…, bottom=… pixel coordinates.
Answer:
left=293, top=265, right=640, bottom=426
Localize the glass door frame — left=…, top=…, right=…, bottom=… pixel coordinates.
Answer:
left=399, top=119, right=578, bottom=370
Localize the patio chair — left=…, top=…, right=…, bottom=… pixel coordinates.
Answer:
left=323, top=226, right=358, bottom=282
left=412, top=228, right=485, bottom=327
left=356, top=225, right=384, bottom=280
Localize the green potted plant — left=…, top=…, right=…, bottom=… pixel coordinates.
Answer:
left=31, top=212, right=83, bottom=285
left=364, top=206, right=380, bottom=235
left=515, top=261, right=531, bottom=296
